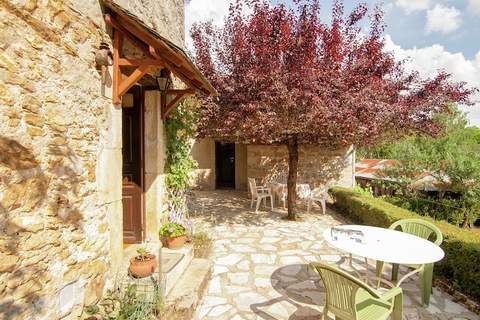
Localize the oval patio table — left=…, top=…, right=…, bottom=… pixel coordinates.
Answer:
left=323, top=225, right=445, bottom=306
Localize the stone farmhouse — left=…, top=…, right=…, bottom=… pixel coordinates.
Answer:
left=191, top=140, right=355, bottom=192
left=0, top=0, right=355, bottom=319
left=0, top=0, right=216, bottom=318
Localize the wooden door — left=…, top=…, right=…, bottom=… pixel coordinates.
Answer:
left=122, top=86, right=144, bottom=244
left=216, top=142, right=235, bottom=189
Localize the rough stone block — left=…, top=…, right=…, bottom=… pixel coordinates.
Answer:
left=0, top=253, right=19, bottom=273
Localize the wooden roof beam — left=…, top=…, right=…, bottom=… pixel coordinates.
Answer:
left=118, top=62, right=151, bottom=97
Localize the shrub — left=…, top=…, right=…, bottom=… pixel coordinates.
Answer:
left=83, top=283, right=162, bottom=320
left=329, top=186, right=480, bottom=302
left=383, top=196, right=470, bottom=226
left=192, top=231, right=213, bottom=258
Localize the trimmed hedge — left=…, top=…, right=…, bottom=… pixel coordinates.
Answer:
left=330, top=187, right=480, bottom=302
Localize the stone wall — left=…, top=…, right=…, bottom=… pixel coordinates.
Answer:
left=0, top=1, right=116, bottom=318
left=235, top=144, right=248, bottom=191
left=247, top=145, right=355, bottom=189
left=190, top=138, right=216, bottom=190
left=144, top=90, right=166, bottom=242
left=112, top=0, right=185, bottom=48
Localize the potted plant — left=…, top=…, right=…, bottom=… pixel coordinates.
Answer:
left=128, top=247, right=157, bottom=278
left=159, top=222, right=187, bottom=249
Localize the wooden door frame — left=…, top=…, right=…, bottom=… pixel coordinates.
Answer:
left=122, top=85, right=146, bottom=244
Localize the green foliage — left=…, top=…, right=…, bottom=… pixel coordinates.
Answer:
left=134, top=247, right=153, bottom=262
left=383, top=196, right=475, bottom=226
left=164, top=98, right=200, bottom=193
left=159, top=222, right=186, bottom=238
left=83, top=284, right=162, bottom=320
left=329, top=187, right=480, bottom=302
left=359, top=108, right=480, bottom=227
left=192, top=231, right=213, bottom=258
left=136, top=247, right=146, bottom=255
left=353, top=185, right=374, bottom=196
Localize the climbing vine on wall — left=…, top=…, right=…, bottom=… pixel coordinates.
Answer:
left=164, top=97, right=200, bottom=217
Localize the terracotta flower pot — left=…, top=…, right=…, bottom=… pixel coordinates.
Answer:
left=165, top=235, right=187, bottom=249
left=128, top=254, right=157, bottom=278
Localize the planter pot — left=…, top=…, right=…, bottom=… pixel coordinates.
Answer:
left=165, top=235, right=187, bottom=249
left=128, top=254, right=157, bottom=278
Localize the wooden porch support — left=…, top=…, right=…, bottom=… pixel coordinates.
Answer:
left=105, top=13, right=206, bottom=113
left=107, top=15, right=164, bottom=105
left=161, top=89, right=195, bottom=119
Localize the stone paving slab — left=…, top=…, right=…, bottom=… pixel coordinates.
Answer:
left=190, top=190, right=479, bottom=320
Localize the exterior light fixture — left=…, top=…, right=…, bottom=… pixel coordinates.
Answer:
left=156, top=68, right=171, bottom=93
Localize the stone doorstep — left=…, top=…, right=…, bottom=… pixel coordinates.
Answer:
left=162, top=244, right=194, bottom=296
left=163, top=258, right=213, bottom=320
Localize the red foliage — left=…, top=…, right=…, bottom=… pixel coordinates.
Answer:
left=190, top=0, right=476, bottom=218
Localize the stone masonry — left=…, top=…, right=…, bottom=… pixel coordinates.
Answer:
left=0, top=1, right=184, bottom=319
left=247, top=144, right=355, bottom=189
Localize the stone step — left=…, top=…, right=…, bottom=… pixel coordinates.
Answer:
left=163, top=258, right=212, bottom=320
left=162, top=244, right=194, bottom=296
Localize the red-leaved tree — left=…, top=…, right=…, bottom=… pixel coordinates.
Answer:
left=191, top=0, right=475, bottom=220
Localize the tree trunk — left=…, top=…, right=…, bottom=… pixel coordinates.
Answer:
left=286, top=136, right=299, bottom=220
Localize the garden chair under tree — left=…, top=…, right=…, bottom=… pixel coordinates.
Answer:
left=311, top=262, right=403, bottom=320
left=248, top=178, right=273, bottom=212
left=375, top=218, right=443, bottom=306
left=306, top=186, right=328, bottom=214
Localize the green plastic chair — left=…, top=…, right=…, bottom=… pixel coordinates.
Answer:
left=311, top=262, right=403, bottom=320
left=375, top=218, right=443, bottom=306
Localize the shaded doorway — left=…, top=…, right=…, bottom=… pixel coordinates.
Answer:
left=122, top=86, right=145, bottom=244
left=216, top=142, right=235, bottom=189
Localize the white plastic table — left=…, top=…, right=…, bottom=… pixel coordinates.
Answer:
left=323, top=225, right=445, bottom=306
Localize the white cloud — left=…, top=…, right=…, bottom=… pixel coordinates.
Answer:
left=468, top=0, right=480, bottom=15
left=426, top=4, right=461, bottom=34
left=395, top=0, right=431, bottom=14
left=384, top=35, right=480, bottom=126
left=185, top=0, right=236, bottom=50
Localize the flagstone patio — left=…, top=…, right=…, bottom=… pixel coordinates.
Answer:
left=190, top=190, right=479, bottom=320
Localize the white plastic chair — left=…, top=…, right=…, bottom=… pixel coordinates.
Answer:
left=307, top=186, right=328, bottom=214
left=248, top=178, right=273, bottom=212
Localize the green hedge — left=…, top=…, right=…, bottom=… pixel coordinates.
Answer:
left=329, top=187, right=480, bottom=302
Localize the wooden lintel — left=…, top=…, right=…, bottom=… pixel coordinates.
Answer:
left=118, top=62, right=151, bottom=97
left=112, top=30, right=123, bottom=105
left=105, top=14, right=150, bottom=56
left=162, top=92, right=188, bottom=119
left=119, top=58, right=164, bottom=67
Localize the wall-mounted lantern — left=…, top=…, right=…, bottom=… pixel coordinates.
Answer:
left=95, top=41, right=113, bottom=84
left=155, top=68, right=171, bottom=93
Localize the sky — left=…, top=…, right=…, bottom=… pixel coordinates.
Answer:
left=185, top=0, right=480, bottom=126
